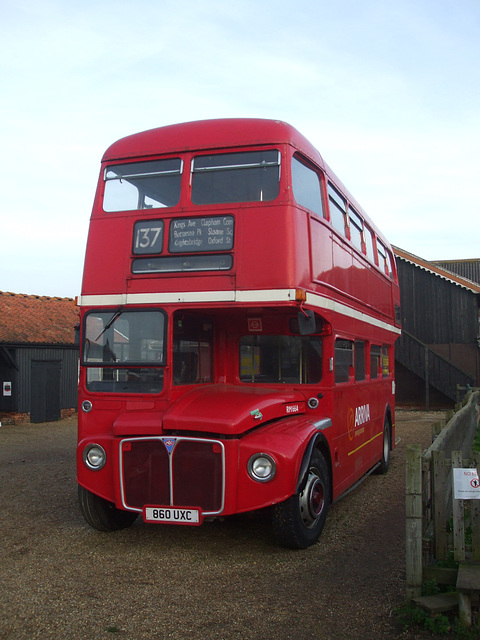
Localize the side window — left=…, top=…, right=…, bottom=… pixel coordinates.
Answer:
left=335, top=338, right=353, bottom=383
left=365, top=226, right=376, bottom=263
left=291, top=156, right=324, bottom=216
left=354, top=340, right=366, bottom=381
left=382, top=345, right=390, bottom=377
left=370, top=345, right=381, bottom=379
left=239, top=335, right=322, bottom=384
left=349, top=208, right=364, bottom=252
left=327, top=183, right=347, bottom=236
left=377, top=240, right=394, bottom=278
left=386, top=249, right=395, bottom=280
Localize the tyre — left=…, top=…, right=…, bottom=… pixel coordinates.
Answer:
left=377, top=419, right=391, bottom=475
left=78, top=485, right=138, bottom=531
left=272, top=450, right=330, bottom=549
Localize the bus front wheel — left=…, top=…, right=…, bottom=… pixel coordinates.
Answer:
left=272, top=450, right=330, bottom=549
left=78, top=485, right=138, bottom=531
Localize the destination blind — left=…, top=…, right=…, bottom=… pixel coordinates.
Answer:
left=169, top=216, right=234, bottom=253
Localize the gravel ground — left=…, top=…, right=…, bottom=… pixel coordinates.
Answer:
left=0, top=411, right=442, bottom=640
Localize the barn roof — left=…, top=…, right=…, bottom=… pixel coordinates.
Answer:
left=393, top=247, right=480, bottom=294
left=431, top=258, right=480, bottom=286
left=0, top=291, right=79, bottom=345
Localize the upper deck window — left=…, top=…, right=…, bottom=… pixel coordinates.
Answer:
left=191, top=150, right=280, bottom=205
left=327, top=183, right=347, bottom=236
left=364, top=225, right=376, bottom=263
left=103, top=158, right=183, bottom=212
left=291, top=156, right=324, bottom=216
left=377, top=240, right=395, bottom=279
left=348, top=208, right=364, bottom=252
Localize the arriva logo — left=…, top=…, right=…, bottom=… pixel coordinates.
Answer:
left=355, top=404, right=370, bottom=427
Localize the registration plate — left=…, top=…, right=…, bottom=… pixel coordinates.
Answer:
left=143, top=506, right=202, bottom=526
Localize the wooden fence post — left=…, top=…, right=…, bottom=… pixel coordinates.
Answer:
left=431, top=421, right=443, bottom=441
left=452, top=451, right=465, bottom=562
left=406, top=444, right=423, bottom=601
left=432, top=450, right=447, bottom=561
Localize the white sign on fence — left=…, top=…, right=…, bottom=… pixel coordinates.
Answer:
left=454, top=468, right=480, bottom=499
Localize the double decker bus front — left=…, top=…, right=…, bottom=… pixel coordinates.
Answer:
left=77, top=118, right=399, bottom=549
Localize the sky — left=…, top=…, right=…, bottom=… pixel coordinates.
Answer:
left=1, top=0, right=479, bottom=298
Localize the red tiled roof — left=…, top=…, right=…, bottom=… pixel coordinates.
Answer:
left=0, top=291, right=79, bottom=344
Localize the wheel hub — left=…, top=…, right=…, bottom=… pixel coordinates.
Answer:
left=299, top=469, right=324, bottom=529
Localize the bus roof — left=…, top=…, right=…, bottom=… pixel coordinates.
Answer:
left=102, top=118, right=323, bottom=163
left=102, top=118, right=389, bottom=247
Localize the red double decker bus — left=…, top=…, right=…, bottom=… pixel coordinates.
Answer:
left=77, top=118, right=401, bottom=548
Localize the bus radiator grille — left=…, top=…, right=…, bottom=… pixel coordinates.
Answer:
left=120, top=437, right=224, bottom=514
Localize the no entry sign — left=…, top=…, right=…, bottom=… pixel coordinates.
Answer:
left=454, top=468, right=480, bottom=499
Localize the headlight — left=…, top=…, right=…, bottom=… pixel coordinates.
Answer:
left=83, top=444, right=106, bottom=470
left=81, top=400, right=93, bottom=413
left=247, top=454, right=276, bottom=482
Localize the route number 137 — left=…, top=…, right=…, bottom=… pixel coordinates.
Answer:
left=133, top=220, right=164, bottom=254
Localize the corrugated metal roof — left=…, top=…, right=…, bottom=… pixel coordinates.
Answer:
left=0, top=291, right=79, bottom=344
left=393, top=247, right=480, bottom=294
left=431, top=259, right=480, bottom=286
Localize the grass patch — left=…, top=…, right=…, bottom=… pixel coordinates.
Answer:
left=395, top=604, right=480, bottom=638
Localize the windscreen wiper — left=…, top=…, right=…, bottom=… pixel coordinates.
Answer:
left=94, top=311, right=122, bottom=342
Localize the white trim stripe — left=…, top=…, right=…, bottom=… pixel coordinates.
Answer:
left=306, top=292, right=401, bottom=335
left=77, top=288, right=401, bottom=335
left=76, top=289, right=296, bottom=307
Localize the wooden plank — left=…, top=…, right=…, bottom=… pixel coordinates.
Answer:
left=421, top=457, right=433, bottom=564
left=431, top=421, right=443, bottom=440
left=406, top=444, right=423, bottom=601
left=412, top=592, right=459, bottom=613
left=432, top=450, right=448, bottom=561
left=423, top=566, right=458, bottom=586
left=452, top=451, right=465, bottom=562
left=456, top=563, right=480, bottom=591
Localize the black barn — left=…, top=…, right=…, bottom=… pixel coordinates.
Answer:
left=393, top=248, right=480, bottom=408
left=0, top=292, right=79, bottom=424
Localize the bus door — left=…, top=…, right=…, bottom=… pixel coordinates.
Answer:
left=332, top=338, right=375, bottom=493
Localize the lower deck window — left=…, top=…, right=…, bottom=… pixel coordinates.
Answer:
left=370, top=345, right=381, bottom=379
left=335, top=339, right=353, bottom=383
left=86, top=368, right=163, bottom=393
left=382, top=345, right=390, bottom=377
left=239, top=335, right=322, bottom=384
left=354, top=340, right=366, bottom=381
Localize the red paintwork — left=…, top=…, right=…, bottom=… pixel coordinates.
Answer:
left=162, top=385, right=305, bottom=434
left=77, top=118, right=400, bottom=524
